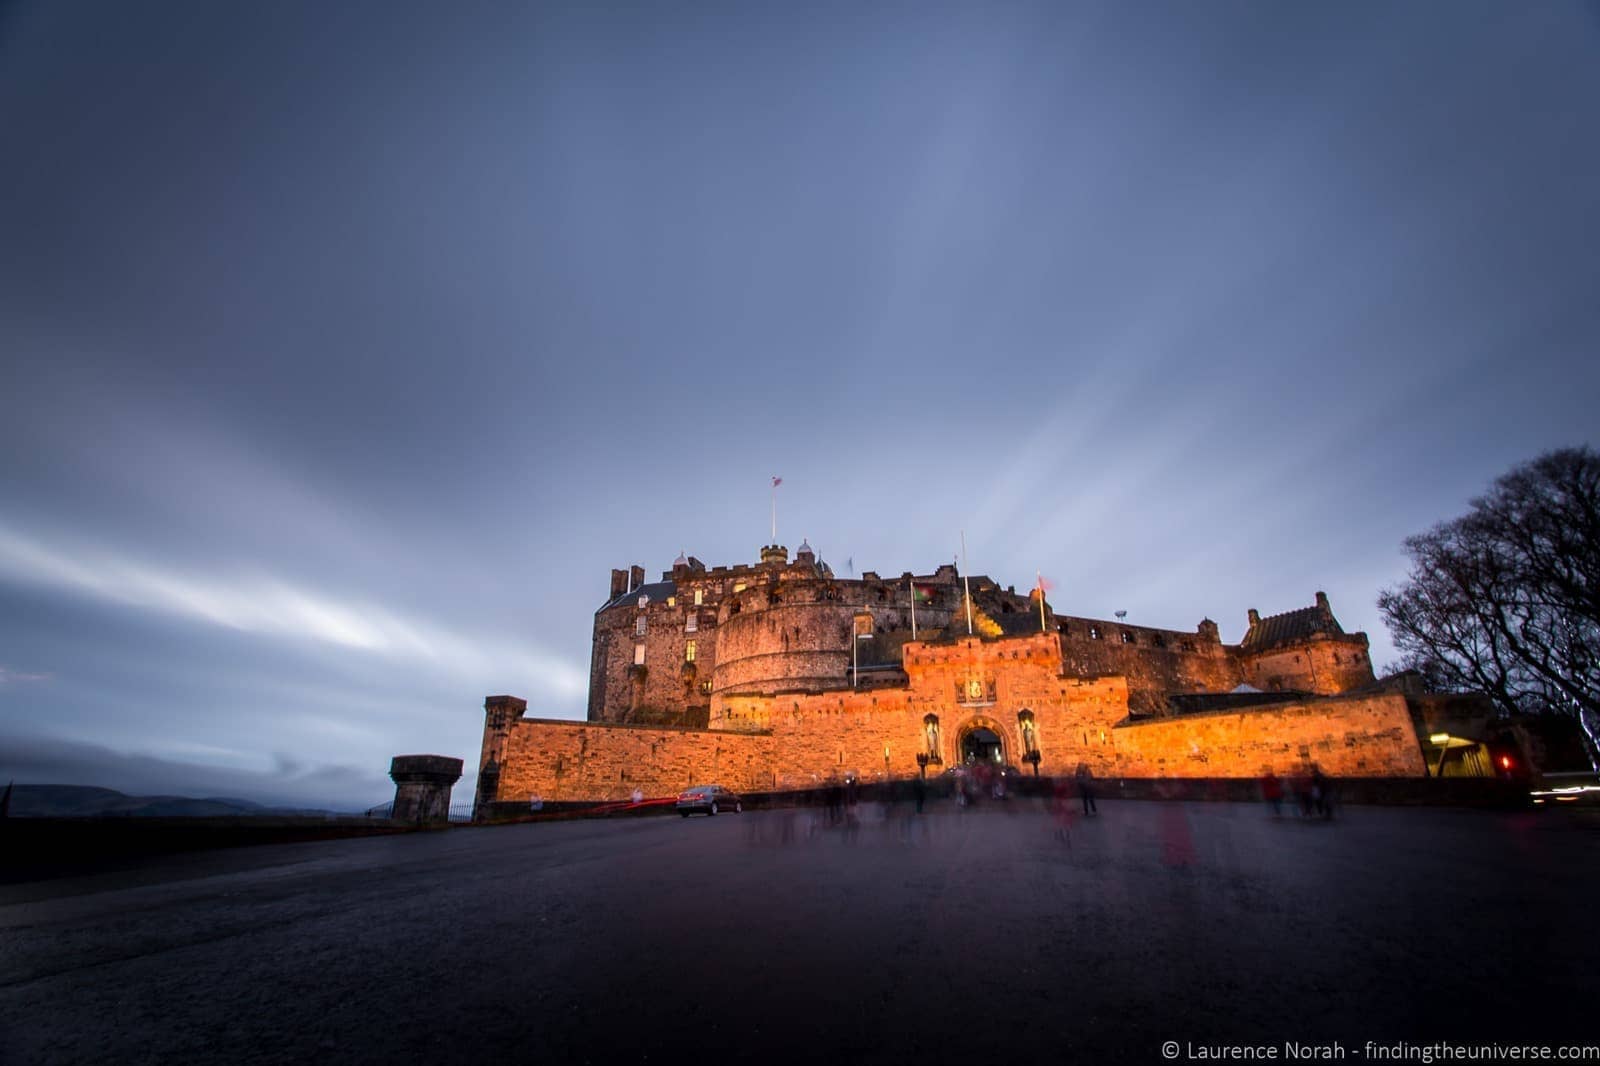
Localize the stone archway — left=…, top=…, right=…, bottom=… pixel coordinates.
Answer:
left=956, top=715, right=1009, bottom=767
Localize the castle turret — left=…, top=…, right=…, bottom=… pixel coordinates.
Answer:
left=760, top=544, right=788, bottom=566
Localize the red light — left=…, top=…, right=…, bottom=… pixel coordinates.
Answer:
left=1500, top=755, right=1512, bottom=770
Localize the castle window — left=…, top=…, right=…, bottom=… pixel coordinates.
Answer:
left=685, top=640, right=696, bottom=663
left=633, top=644, right=645, bottom=666
left=685, top=613, right=697, bottom=634
left=636, top=616, right=647, bottom=636
left=700, top=680, right=712, bottom=694
left=1181, top=640, right=1195, bottom=652
left=666, top=596, right=676, bottom=607
left=694, top=589, right=703, bottom=606
left=1089, top=626, right=1102, bottom=640
left=734, top=582, right=746, bottom=594
left=1152, top=634, right=1167, bottom=648
left=637, top=594, right=649, bottom=608
left=1121, top=631, right=1134, bottom=644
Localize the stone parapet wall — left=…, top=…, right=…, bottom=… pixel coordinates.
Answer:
left=493, top=718, right=779, bottom=803
left=1112, top=693, right=1428, bottom=778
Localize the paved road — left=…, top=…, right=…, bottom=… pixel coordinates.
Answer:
left=1, top=800, right=1594, bottom=1065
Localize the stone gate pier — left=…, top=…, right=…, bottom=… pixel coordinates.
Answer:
left=388, top=755, right=463, bottom=825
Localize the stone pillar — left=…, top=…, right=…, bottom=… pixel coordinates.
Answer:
left=474, top=696, right=526, bottom=819
left=389, top=755, right=463, bottom=825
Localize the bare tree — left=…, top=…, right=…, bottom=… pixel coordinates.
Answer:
left=1379, top=447, right=1600, bottom=756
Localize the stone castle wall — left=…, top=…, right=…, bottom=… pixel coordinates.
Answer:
left=479, top=686, right=1430, bottom=806
left=493, top=549, right=1401, bottom=809
left=1111, top=693, right=1428, bottom=778
left=1239, top=638, right=1374, bottom=695
left=477, top=628, right=1422, bottom=808
left=1055, top=617, right=1240, bottom=714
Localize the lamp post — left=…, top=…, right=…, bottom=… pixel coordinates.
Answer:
left=916, top=752, right=930, bottom=779
left=1024, top=749, right=1042, bottom=777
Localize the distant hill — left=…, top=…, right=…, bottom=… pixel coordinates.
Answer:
left=2, top=785, right=345, bottom=818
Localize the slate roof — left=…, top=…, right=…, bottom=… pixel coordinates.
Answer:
left=599, top=579, right=677, bottom=612
left=1239, top=603, right=1342, bottom=651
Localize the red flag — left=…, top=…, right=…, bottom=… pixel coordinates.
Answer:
left=772, top=476, right=782, bottom=487
left=1037, top=574, right=1054, bottom=592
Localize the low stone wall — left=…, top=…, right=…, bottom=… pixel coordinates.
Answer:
left=490, top=718, right=779, bottom=804
left=1111, top=693, right=1429, bottom=778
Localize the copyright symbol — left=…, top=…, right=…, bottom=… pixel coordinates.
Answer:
left=1162, top=1042, right=1180, bottom=1059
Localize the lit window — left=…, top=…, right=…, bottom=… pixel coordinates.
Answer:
left=667, top=596, right=676, bottom=607
left=636, top=616, right=647, bottom=636
left=1121, top=631, right=1134, bottom=644
left=633, top=644, right=645, bottom=666
left=734, top=582, right=746, bottom=594
left=694, top=589, right=703, bottom=606
left=1089, top=626, right=1102, bottom=640
left=685, top=640, right=696, bottom=662
left=685, top=613, right=697, bottom=633
left=637, top=594, right=649, bottom=608
left=699, top=680, right=712, bottom=694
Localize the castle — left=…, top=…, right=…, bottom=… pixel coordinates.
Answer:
left=473, top=542, right=1498, bottom=814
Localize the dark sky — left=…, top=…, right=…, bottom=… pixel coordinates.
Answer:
left=3, top=1, right=1597, bottom=810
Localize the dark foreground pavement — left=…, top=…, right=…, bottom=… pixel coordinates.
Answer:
left=1, top=800, right=1595, bottom=1065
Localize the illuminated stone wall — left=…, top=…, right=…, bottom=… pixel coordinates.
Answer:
left=1111, top=693, right=1428, bottom=778
left=482, top=633, right=1132, bottom=805
left=1239, top=638, right=1375, bottom=696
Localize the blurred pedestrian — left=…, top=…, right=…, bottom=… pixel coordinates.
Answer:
left=1310, top=766, right=1333, bottom=820
left=1260, top=770, right=1283, bottom=818
left=1051, top=776, right=1075, bottom=843
left=1076, top=763, right=1098, bottom=816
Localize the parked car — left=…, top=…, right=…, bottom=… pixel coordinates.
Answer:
left=676, top=784, right=742, bottom=817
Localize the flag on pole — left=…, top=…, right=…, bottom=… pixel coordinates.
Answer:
left=908, top=577, right=918, bottom=640
left=1035, top=572, right=1053, bottom=633
left=769, top=477, right=782, bottom=542
left=912, top=584, right=934, bottom=603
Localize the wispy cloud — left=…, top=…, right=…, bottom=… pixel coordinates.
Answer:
left=0, top=665, right=52, bottom=686
left=0, top=524, right=586, bottom=697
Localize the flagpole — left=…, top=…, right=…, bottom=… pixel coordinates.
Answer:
left=1038, top=571, right=1047, bottom=634
left=770, top=479, right=777, bottom=543
left=909, top=577, right=917, bottom=640
left=960, top=531, right=973, bottom=637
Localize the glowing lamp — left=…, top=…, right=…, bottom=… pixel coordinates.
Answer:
left=1429, top=733, right=1451, bottom=745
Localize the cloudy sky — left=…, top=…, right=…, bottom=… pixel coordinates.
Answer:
left=2, top=1, right=1597, bottom=810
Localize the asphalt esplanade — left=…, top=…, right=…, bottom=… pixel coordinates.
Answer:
left=1, top=799, right=1593, bottom=1065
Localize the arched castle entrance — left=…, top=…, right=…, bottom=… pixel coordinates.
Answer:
left=956, top=715, right=1008, bottom=766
